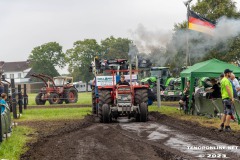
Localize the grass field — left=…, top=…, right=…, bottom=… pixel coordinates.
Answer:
left=18, top=107, right=91, bottom=121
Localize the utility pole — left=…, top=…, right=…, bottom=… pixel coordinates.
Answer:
left=157, top=76, right=161, bottom=108
left=185, top=0, right=192, bottom=66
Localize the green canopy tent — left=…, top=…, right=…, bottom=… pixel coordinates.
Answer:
left=180, top=58, right=240, bottom=114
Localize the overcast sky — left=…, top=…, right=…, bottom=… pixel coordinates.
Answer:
left=0, top=0, right=239, bottom=72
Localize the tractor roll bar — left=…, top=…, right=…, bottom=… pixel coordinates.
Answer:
left=30, top=73, right=56, bottom=88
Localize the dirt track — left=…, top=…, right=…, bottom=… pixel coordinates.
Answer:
left=20, top=112, right=240, bottom=160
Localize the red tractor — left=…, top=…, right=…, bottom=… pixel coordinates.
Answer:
left=31, top=74, right=78, bottom=105
left=91, top=58, right=150, bottom=123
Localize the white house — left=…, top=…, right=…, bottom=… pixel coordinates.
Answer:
left=0, top=61, right=33, bottom=83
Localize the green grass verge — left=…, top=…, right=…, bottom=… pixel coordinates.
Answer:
left=28, top=92, right=92, bottom=106
left=0, top=126, right=33, bottom=160
left=149, top=105, right=240, bottom=132
left=18, top=107, right=91, bottom=121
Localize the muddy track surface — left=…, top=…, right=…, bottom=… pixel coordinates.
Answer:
left=21, top=112, right=240, bottom=160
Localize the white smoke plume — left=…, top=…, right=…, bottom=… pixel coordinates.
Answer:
left=129, top=24, right=173, bottom=66
left=128, top=43, right=139, bottom=62
left=130, top=24, right=172, bottom=54
left=130, top=17, right=240, bottom=67
left=214, top=17, right=240, bottom=41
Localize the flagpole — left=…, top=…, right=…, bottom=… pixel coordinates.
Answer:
left=186, top=0, right=192, bottom=67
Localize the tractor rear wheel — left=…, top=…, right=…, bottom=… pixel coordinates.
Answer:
left=64, top=87, right=78, bottom=104
left=134, top=89, right=148, bottom=105
left=98, top=90, right=112, bottom=123
left=92, top=86, right=97, bottom=114
left=35, top=93, right=46, bottom=105
left=139, top=102, right=148, bottom=122
left=49, top=93, right=61, bottom=104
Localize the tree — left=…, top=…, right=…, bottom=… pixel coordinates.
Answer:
left=66, top=39, right=101, bottom=84
left=101, top=36, right=132, bottom=59
left=192, top=0, right=240, bottom=21
left=174, top=0, right=240, bottom=30
left=167, top=0, right=240, bottom=71
left=28, top=42, right=65, bottom=77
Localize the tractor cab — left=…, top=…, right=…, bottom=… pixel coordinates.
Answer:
left=150, top=67, right=171, bottom=79
left=141, top=67, right=171, bottom=89
left=53, top=76, right=73, bottom=87
left=97, top=59, right=129, bottom=76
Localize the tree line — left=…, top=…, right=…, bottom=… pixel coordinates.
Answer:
left=28, top=36, right=131, bottom=83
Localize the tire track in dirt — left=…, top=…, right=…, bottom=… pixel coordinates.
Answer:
left=20, top=112, right=240, bottom=160
left=20, top=115, right=189, bottom=160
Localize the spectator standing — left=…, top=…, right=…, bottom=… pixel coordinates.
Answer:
left=179, top=80, right=190, bottom=105
left=219, top=69, right=234, bottom=132
left=230, top=73, right=240, bottom=97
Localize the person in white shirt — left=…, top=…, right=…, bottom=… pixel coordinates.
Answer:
left=230, top=73, right=240, bottom=97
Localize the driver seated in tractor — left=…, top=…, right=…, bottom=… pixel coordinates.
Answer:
left=117, top=75, right=130, bottom=86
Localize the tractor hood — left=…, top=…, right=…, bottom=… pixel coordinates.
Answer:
left=141, top=77, right=157, bottom=83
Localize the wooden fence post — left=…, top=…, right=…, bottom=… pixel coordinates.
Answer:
left=24, top=84, right=27, bottom=109
left=10, top=79, right=17, bottom=119
left=18, top=85, right=23, bottom=114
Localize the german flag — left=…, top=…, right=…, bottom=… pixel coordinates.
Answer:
left=188, top=10, right=215, bottom=35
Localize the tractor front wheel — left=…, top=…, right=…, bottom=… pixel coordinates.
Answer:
left=35, top=93, right=46, bottom=105
left=64, top=88, right=78, bottom=104
left=139, top=102, right=148, bottom=122
left=101, top=104, right=111, bottom=123
left=49, top=93, right=61, bottom=105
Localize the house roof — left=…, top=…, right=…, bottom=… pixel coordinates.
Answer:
left=1, top=61, right=31, bottom=72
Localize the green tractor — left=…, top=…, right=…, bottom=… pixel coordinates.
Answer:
left=141, top=67, right=176, bottom=100
left=162, top=77, right=182, bottom=101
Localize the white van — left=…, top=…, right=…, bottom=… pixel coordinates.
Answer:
left=73, top=81, right=91, bottom=92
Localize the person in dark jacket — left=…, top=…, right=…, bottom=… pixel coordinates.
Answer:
left=205, top=78, right=221, bottom=98
left=117, top=75, right=130, bottom=86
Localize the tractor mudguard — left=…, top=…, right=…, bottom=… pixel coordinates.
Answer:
left=165, top=77, right=175, bottom=87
